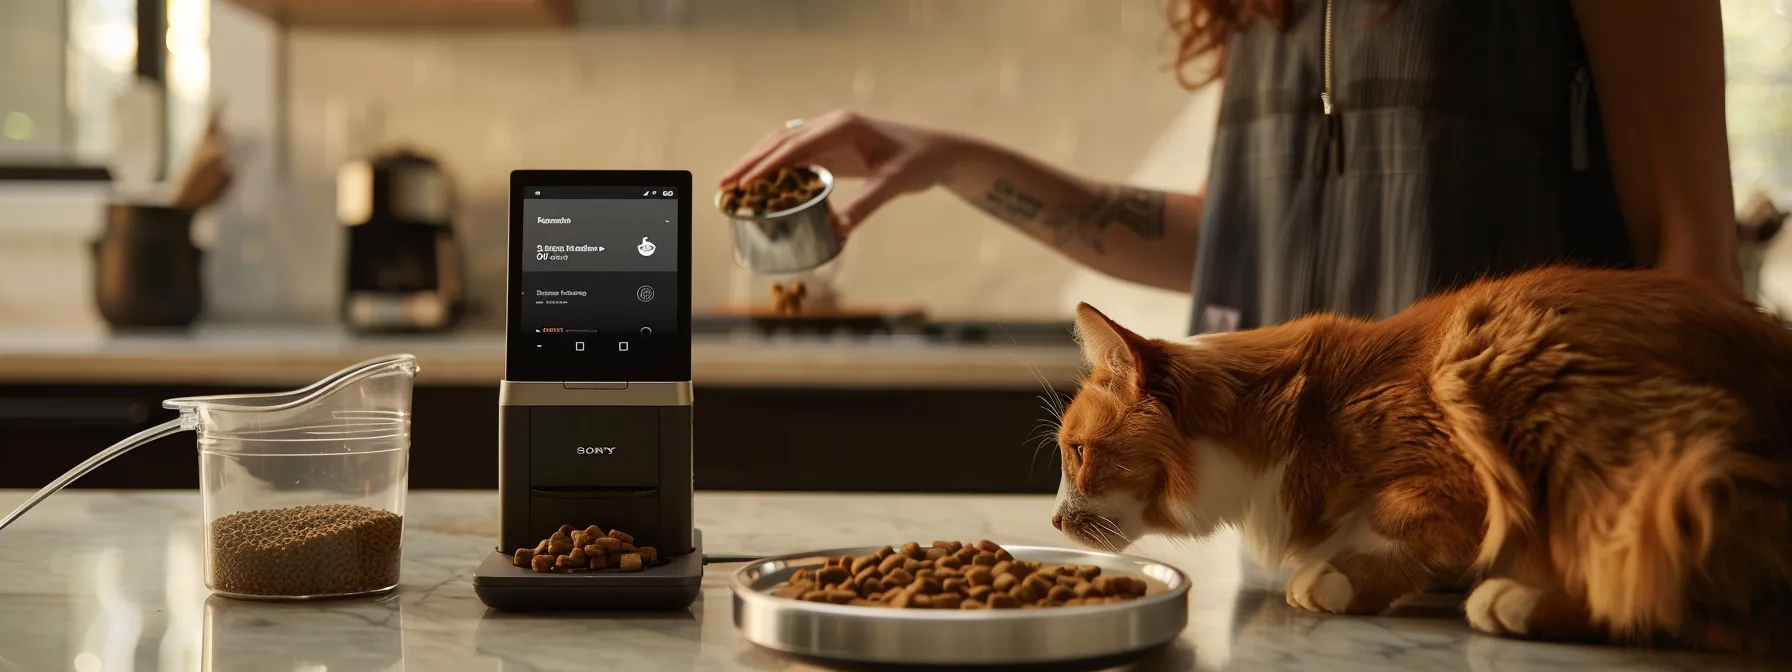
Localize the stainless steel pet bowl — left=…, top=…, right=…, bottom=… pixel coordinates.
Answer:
left=731, top=543, right=1190, bottom=665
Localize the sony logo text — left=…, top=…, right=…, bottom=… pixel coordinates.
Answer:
left=576, top=446, right=617, bottom=455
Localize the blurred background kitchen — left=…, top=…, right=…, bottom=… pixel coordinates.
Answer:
left=2, top=0, right=1789, bottom=495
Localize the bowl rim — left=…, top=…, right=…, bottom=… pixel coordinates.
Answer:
left=714, top=165, right=836, bottom=222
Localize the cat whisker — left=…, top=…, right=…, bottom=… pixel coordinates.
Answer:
left=1028, top=432, right=1063, bottom=476
left=1086, top=524, right=1118, bottom=553
left=1092, top=516, right=1132, bottom=549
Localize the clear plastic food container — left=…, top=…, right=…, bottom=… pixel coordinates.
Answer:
left=169, top=354, right=419, bottom=600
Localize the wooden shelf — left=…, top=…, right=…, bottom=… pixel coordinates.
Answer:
left=224, top=0, right=575, bottom=28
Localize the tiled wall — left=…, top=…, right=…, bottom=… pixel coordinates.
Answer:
left=253, top=0, right=1198, bottom=327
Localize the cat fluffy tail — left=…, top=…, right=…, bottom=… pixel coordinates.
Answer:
left=1561, top=435, right=1792, bottom=655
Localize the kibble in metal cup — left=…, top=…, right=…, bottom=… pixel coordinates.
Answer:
left=720, top=166, right=842, bottom=275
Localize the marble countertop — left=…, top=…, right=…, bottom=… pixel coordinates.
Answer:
left=0, top=491, right=1779, bottom=671
left=0, top=326, right=1082, bottom=389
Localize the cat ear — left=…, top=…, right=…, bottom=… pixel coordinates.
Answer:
left=1074, top=303, right=1155, bottom=387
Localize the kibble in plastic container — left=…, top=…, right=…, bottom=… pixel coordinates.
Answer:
left=166, top=355, right=418, bottom=600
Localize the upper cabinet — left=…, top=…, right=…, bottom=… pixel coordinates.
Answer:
left=223, top=0, right=575, bottom=27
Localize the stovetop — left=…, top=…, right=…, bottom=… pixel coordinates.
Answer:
left=691, top=315, right=1076, bottom=346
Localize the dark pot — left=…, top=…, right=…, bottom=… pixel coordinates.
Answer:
left=91, top=204, right=204, bottom=329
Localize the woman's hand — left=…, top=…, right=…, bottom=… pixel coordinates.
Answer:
left=719, top=111, right=967, bottom=234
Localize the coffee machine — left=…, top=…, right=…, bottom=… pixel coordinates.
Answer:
left=472, top=170, right=700, bottom=611
left=339, top=149, right=465, bottom=332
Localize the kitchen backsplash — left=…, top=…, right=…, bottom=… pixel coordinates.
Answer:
left=249, top=0, right=1197, bottom=327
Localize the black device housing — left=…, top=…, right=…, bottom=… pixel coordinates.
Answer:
left=472, top=170, right=700, bottom=611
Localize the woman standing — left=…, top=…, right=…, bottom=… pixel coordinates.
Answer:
left=721, top=0, right=1742, bottom=333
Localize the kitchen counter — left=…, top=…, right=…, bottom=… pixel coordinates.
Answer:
left=0, top=325, right=1083, bottom=389
left=0, top=490, right=1777, bottom=672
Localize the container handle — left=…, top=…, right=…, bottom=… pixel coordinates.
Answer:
left=0, top=417, right=187, bottom=531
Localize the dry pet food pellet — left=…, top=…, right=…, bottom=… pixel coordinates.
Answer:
left=966, top=566, right=994, bottom=586
left=992, top=573, right=1017, bottom=592
left=512, top=548, right=534, bottom=567
left=207, top=504, right=402, bottom=598
left=816, top=566, right=851, bottom=585
left=618, top=553, right=644, bottom=572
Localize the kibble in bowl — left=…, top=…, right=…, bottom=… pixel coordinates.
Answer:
left=720, top=165, right=842, bottom=275
left=763, top=540, right=1149, bottom=610
left=719, top=167, right=829, bottom=218
left=730, top=540, right=1189, bottom=665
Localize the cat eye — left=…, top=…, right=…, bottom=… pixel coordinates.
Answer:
left=1071, top=444, right=1085, bottom=460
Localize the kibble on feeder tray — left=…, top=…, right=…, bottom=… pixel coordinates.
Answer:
left=511, top=524, right=665, bottom=574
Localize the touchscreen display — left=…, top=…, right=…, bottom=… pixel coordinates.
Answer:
left=507, top=171, right=692, bottom=382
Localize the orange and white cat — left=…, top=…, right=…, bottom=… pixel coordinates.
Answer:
left=1052, top=266, right=1792, bottom=655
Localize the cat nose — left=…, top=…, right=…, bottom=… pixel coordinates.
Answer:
left=1051, top=514, right=1063, bottom=530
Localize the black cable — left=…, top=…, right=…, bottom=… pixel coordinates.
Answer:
left=702, top=553, right=762, bottom=565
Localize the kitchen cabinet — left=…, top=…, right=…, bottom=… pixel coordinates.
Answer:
left=223, top=0, right=575, bottom=27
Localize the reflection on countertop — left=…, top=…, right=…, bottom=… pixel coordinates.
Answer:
left=0, top=324, right=1082, bottom=389
left=0, top=490, right=1780, bottom=672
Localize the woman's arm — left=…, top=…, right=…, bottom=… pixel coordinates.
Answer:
left=720, top=111, right=1204, bottom=293
left=1573, top=0, right=1743, bottom=295
left=940, top=136, right=1205, bottom=293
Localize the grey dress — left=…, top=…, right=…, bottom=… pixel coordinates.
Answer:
left=1189, top=0, right=1636, bottom=334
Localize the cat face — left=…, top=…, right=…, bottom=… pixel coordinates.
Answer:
left=1052, top=304, right=1201, bottom=551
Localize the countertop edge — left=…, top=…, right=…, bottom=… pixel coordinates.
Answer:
left=0, top=344, right=1087, bottom=389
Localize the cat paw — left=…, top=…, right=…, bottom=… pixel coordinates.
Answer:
left=1465, top=578, right=1541, bottom=636
left=1286, top=562, right=1354, bottom=613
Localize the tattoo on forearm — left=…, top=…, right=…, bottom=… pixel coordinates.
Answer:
left=976, top=180, right=1168, bottom=254
left=1098, top=187, right=1169, bottom=241
left=979, top=179, right=1045, bottom=222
